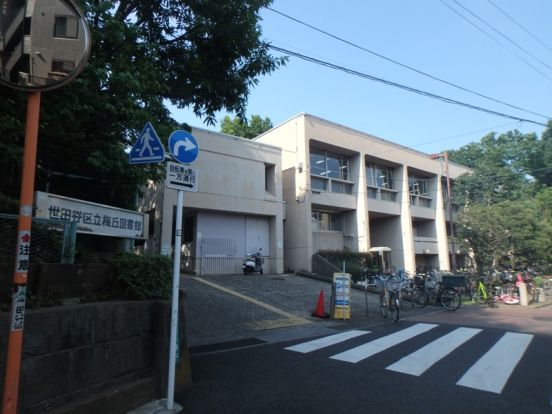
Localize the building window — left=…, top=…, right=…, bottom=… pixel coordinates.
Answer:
left=366, top=162, right=397, bottom=201
left=51, top=60, right=75, bottom=74
left=312, top=210, right=343, bottom=232
left=54, top=16, right=78, bottom=39
left=409, top=174, right=432, bottom=208
left=264, top=163, right=275, bottom=194
left=409, top=175, right=429, bottom=196
left=366, top=162, right=393, bottom=189
left=310, top=150, right=352, bottom=194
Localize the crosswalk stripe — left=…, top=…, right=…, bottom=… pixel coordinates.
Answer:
left=386, top=327, right=482, bottom=376
left=456, top=332, right=534, bottom=394
left=285, top=330, right=370, bottom=353
left=330, top=323, right=438, bottom=363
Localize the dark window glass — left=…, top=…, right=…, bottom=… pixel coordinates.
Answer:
left=311, top=176, right=327, bottom=191
left=51, top=60, right=75, bottom=74
left=54, top=16, right=78, bottom=38
left=310, top=152, right=326, bottom=176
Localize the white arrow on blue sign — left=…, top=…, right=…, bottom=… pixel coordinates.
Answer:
left=168, top=130, right=199, bottom=164
left=129, top=122, right=165, bottom=164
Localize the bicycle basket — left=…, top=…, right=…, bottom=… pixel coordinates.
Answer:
left=386, top=278, right=401, bottom=291
left=375, top=278, right=385, bottom=293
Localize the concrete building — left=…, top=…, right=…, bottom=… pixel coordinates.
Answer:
left=141, top=127, right=285, bottom=275
left=255, top=113, right=471, bottom=275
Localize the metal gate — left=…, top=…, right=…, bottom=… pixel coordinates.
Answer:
left=200, top=237, right=237, bottom=274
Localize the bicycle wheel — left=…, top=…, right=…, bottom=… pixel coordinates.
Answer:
left=379, top=294, right=388, bottom=318
left=389, top=296, right=400, bottom=322
left=412, top=287, right=428, bottom=308
left=441, top=288, right=461, bottom=311
left=503, top=283, right=516, bottom=296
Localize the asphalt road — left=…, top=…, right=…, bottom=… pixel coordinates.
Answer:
left=177, top=273, right=552, bottom=414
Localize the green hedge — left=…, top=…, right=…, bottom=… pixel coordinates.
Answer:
left=109, top=253, right=173, bottom=300
left=318, top=251, right=375, bottom=283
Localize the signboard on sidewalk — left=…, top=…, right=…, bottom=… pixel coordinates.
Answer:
left=332, top=273, right=351, bottom=319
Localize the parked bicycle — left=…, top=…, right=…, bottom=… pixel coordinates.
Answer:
left=473, top=275, right=520, bottom=306
left=377, top=275, right=401, bottom=322
left=472, top=277, right=496, bottom=307
left=414, top=272, right=461, bottom=311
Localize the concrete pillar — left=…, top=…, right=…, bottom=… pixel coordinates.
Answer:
left=355, top=154, right=370, bottom=252
left=435, top=176, right=451, bottom=271
left=399, top=166, right=416, bottom=274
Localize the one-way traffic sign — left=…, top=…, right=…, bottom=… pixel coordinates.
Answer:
left=129, top=122, right=165, bottom=164
left=166, top=161, right=198, bottom=192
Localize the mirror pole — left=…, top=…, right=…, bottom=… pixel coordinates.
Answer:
left=2, top=91, right=41, bottom=414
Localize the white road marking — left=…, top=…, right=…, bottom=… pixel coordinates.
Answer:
left=457, top=332, right=533, bottom=394
left=189, top=277, right=310, bottom=325
left=330, top=323, right=438, bottom=363
left=285, top=330, right=370, bottom=353
left=387, top=327, right=482, bottom=376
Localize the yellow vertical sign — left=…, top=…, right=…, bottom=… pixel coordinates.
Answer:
left=332, top=273, right=351, bottom=319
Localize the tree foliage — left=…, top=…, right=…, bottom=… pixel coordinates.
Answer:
left=220, top=114, right=273, bottom=139
left=449, top=124, right=552, bottom=273
left=0, top=1, right=285, bottom=211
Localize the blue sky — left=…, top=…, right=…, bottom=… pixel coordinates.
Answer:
left=169, top=0, right=552, bottom=154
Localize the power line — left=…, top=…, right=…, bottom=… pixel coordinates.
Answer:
left=267, top=6, right=551, bottom=120
left=451, top=0, right=552, bottom=72
left=486, top=0, right=552, bottom=55
left=441, top=0, right=552, bottom=83
left=268, top=45, right=548, bottom=127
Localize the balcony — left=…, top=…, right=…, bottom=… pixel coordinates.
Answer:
left=414, top=236, right=439, bottom=255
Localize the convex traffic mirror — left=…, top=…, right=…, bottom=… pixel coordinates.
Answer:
left=0, top=0, right=91, bottom=91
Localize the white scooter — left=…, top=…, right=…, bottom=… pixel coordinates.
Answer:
left=243, top=248, right=264, bottom=275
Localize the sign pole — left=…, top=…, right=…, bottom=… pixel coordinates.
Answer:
left=166, top=189, right=184, bottom=410
left=2, top=91, right=41, bottom=414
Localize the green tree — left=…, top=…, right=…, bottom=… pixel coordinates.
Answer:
left=448, top=127, right=552, bottom=272
left=448, top=131, right=538, bottom=205
left=456, top=199, right=552, bottom=273
left=526, top=120, right=552, bottom=187
left=0, top=1, right=285, bottom=210
left=220, top=114, right=273, bottom=139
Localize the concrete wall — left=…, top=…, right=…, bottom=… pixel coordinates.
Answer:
left=0, top=298, right=191, bottom=414
left=143, top=127, right=285, bottom=274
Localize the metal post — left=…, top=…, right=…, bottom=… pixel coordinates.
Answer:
left=3, top=91, right=41, bottom=414
left=444, top=152, right=457, bottom=274
left=166, top=189, right=183, bottom=410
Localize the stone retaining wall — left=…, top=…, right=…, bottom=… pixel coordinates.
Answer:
left=0, top=296, right=191, bottom=413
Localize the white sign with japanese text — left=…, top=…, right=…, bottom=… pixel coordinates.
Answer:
left=166, top=161, right=198, bottom=191
left=34, top=191, right=148, bottom=239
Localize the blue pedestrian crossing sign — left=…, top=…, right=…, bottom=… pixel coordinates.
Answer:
left=168, top=130, right=199, bottom=164
left=129, top=122, right=165, bottom=164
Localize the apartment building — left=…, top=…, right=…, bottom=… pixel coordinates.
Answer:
left=255, top=113, right=471, bottom=275
left=141, top=127, right=285, bottom=275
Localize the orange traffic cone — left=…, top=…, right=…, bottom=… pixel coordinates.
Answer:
left=312, top=290, right=328, bottom=318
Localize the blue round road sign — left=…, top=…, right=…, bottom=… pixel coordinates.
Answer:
left=168, top=130, right=199, bottom=164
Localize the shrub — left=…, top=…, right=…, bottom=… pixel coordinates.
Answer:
left=109, top=253, right=173, bottom=300
left=317, top=250, right=374, bottom=283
